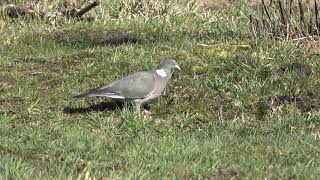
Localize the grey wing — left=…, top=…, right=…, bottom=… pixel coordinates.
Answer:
left=74, top=72, right=156, bottom=99
left=107, top=71, right=156, bottom=99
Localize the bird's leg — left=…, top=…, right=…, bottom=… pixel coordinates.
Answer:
left=144, top=104, right=151, bottom=109
left=142, top=109, right=153, bottom=116
left=134, top=101, right=153, bottom=116
left=133, top=101, right=143, bottom=113
left=135, top=104, right=141, bottom=112
left=142, top=104, right=153, bottom=116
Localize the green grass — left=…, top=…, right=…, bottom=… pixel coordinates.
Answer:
left=1, top=0, right=320, bottom=179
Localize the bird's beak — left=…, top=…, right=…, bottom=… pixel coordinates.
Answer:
left=175, top=65, right=181, bottom=71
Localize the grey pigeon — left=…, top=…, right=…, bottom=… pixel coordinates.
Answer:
left=73, top=59, right=180, bottom=114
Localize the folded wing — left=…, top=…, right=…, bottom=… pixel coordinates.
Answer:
left=73, top=72, right=156, bottom=99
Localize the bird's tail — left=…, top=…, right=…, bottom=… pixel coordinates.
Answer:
left=73, top=86, right=104, bottom=98
left=72, top=91, right=93, bottom=98
left=72, top=88, right=118, bottom=98
left=73, top=86, right=122, bottom=99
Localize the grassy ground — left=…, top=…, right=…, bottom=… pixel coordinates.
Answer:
left=1, top=0, right=320, bottom=179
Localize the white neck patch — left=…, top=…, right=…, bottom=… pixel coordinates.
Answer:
left=156, top=69, right=167, bottom=77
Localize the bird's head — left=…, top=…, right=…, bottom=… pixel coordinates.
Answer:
left=159, top=59, right=181, bottom=71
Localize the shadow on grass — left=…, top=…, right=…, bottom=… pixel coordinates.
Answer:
left=63, top=101, right=124, bottom=114
left=51, top=28, right=144, bottom=48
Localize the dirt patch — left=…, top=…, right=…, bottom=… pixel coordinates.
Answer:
left=22, top=62, right=61, bottom=76
left=0, top=76, right=16, bottom=85
left=18, top=51, right=90, bottom=76
left=175, top=164, right=189, bottom=178
left=268, top=94, right=318, bottom=112
left=0, top=145, right=14, bottom=158
left=259, top=173, right=297, bottom=180
left=46, top=61, right=62, bottom=73
left=209, top=98, right=253, bottom=121
left=96, top=29, right=142, bottom=46
left=256, top=93, right=319, bottom=119
left=170, top=86, right=201, bottom=102
left=36, top=80, right=57, bottom=96
left=48, top=51, right=95, bottom=73
left=277, top=63, right=312, bottom=76
left=163, top=86, right=253, bottom=122
left=208, top=169, right=240, bottom=180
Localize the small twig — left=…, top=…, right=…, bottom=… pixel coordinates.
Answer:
left=5, top=5, right=36, bottom=18
left=76, top=0, right=100, bottom=17
left=292, top=36, right=308, bottom=41
left=309, top=5, right=313, bottom=35
left=256, top=19, right=261, bottom=37
left=249, top=15, right=257, bottom=39
left=299, top=0, right=307, bottom=35
left=292, top=35, right=319, bottom=44
left=278, top=0, right=286, bottom=26
left=262, top=0, right=272, bottom=23
left=315, top=0, right=320, bottom=34
left=261, top=2, right=265, bottom=27
left=261, top=2, right=270, bottom=31
left=286, top=19, right=290, bottom=40
left=289, top=0, right=294, bottom=15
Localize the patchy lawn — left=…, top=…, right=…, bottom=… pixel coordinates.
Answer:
left=0, top=0, right=320, bottom=179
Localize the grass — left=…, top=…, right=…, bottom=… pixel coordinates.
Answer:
left=1, top=0, right=320, bottom=179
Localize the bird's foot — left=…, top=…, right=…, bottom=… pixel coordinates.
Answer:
left=143, top=109, right=153, bottom=116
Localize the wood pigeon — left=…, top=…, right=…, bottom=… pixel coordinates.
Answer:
left=73, top=59, right=180, bottom=115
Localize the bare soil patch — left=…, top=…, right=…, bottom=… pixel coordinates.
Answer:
left=277, top=63, right=312, bottom=76
left=208, top=169, right=240, bottom=180
left=0, top=76, right=16, bottom=85
left=46, top=61, right=62, bottom=74
left=256, top=93, right=320, bottom=119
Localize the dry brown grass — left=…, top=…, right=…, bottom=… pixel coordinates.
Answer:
left=199, top=0, right=318, bottom=9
